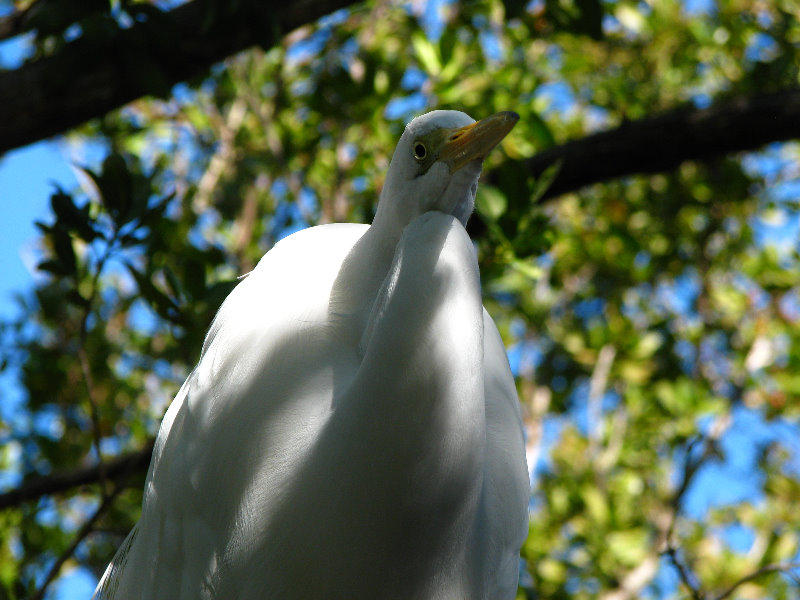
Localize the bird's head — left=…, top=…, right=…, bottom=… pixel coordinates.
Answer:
left=375, top=110, right=518, bottom=230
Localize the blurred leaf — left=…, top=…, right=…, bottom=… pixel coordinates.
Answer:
left=49, top=187, right=99, bottom=242
left=607, top=528, right=649, bottom=566
left=530, top=160, right=561, bottom=205
left=527, top=110, right=556, bottom=150
left=126, top=264, right=181, bottom=323
left=475, top=185, right=508, bottom=221
left=49, top=226, right=77, bottom=277
left=545, top=0, right=604, bottom=40
left=412, top=32, right=441, bottom=76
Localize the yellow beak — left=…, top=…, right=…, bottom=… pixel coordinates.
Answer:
left=438, top=111, right=519, bottom=173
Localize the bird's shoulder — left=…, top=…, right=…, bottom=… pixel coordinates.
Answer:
left=257, top=222, right=368, bottom=269
left=249, top=222, right=369, bottom=297
left=201, top=223, right=369, bottom=354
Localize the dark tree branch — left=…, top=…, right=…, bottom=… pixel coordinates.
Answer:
left=520, top=88, right=800, bottom=202
left=0, top=0, right=356, bottom=156
left=0, top=440, right=154, bottom=510
left=0, top=0, right=105, bottom=42
left=0, top=5, right=30, bottom=40
left=661, top=437, right=712, bottom=600
left=659, top=418, right=731, bottom=600
left=665, top=545, right=705, bottom=600
left=1, top=0, right=798, bottom=192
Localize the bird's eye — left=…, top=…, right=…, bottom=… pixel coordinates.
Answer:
left=413, top=142, right=427, bottom=160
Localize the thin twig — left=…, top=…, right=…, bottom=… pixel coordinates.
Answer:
left=587, top=344, right=615, bottom=456
left=671, top=437, right=705, bottom=514
left=523, top=384, right=551, bottom=481
left=77, top=344, right=107, bottom=494
left=665, top=545, right=705, bottom=600
left=788, top=569, right=800, bottom=587
left=667, top=414, right=731, bottom=539
left=29, top=483, right=124, bottom=600
left=599, top=554, right=660, bottom=600
left=193, top=97, right=247, bottom=212
left=77, top=244, right=117, bottom=498
left=713, top=562, right=800, bottom=600
left=659, top=414, right=733, bottom=600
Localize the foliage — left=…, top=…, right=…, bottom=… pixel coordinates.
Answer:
left=1, top=0, right=799, bottom=598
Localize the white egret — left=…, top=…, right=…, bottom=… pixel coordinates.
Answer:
left=95, top=110, right=529, bottom=599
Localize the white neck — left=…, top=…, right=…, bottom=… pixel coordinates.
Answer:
left=327, top=197, right=403, bottom=347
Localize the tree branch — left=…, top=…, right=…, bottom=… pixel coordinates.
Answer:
left=0, top=0, right=356, bottom=155
left=0, top=0, right=105, bottom=42
left=587, top=343, right=615, bottom=456
left=0, top=5, right=30, bottom=41
left=665, top=545, right=705, bottom=600
left=713, top=562, right=800, bottom=600
left=0, top=440, right=154, bottom=510
left=520, top=88, right=800, bottom=202
left=2, top=0, right=798, bottom=195
left=600, top=554, right=661, bottom=600
left=660, top=415, right=733, bottom=600
left=30, top=482, right=125, bottom=600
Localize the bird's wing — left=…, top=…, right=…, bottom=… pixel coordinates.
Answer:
left=477, top=308, right=530, bottom=598
left=94, top=223, right=369, bottom=600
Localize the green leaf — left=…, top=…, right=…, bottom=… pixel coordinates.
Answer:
left=203, top=280, right=238, bottom=313
left=632, top=332, right=663, bottom=359
left=50, top=186, right=99, bottom=242
left=511, top=259, right=543, bottom=280
left=126, top=263, right=181, bottom=323
left=581, top=485, right=609, bottom=525
left=412, top=32, right=441, bottom=76
left=607, top=528, right=649, bottom=566
left=538, top=557, right=567, bottom=583
left=80, top=153, right=143, bottom=229
left=51, top=227, right=77, bottom=277
left=475, top=185, right=508, bottom=221
left=530, top=160, right=562, bottom=205
left=183, top=259, right=207, bottom=301
left=37, top=259, right=68, bottom=276
left=439, top=27, right=458, bottom=68
left=527, top=110, right=556, bottom=150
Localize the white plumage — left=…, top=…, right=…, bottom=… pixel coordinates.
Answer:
left=95, top=110, right=529, bottom=599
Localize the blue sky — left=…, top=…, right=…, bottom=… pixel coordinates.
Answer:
left=0, top=142, right=78, bottom=317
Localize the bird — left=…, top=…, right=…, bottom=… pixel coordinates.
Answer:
left=94, top=110, right=529, bottom=600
